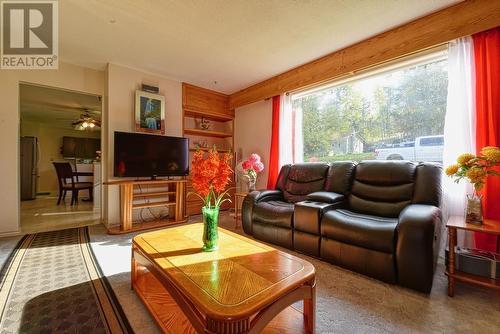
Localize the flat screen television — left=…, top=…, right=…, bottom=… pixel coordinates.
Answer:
left=114, top=131, right=189, bottom=177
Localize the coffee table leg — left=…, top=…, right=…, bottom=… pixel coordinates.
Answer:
left=131, top=246, right=137, bottom=291
left=304, top=280, right=316, bottom=334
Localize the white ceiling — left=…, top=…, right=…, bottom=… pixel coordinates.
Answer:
left=20, top=84, right=102, bottom=129
left=61, top=0, right=460, bottom=94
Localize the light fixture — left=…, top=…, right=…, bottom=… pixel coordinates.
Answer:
left=72, top=111, right=101, bottom=131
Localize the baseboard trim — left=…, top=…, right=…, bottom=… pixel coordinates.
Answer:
left=0, top=230, right=22, bottom=237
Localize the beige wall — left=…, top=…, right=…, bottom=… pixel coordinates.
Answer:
left=234, top=99, right=272, bottom=190
left=1, top=60, right=267, bottom=234
left=20, top=121, right=100, bottom=193
left=104, top=63, right=183, bottom=225
left=0, top=62, right=104, bottom=235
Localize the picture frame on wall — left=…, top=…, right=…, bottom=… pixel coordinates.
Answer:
left=135, top=90, right=165, bottom=135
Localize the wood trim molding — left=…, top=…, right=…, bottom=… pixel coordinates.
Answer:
left=229, top=0, right=500, bottom=109
left=0, top=230, right=21, bottom=238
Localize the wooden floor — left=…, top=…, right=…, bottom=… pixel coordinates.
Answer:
left=106, top=218, right=185, bottom=235
left=134, top=270, right=307, bottom=334
left=20, top=195, right=101, bottom=234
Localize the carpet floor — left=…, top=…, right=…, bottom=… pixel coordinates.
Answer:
left=0, top=228, right=132, bottom=334
left=1, top=213, right=499, bottom=333
left=87, top=213, right=500, bottom=334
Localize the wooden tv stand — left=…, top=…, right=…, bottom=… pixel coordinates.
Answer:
left=104, top=179, right=187, bottom=234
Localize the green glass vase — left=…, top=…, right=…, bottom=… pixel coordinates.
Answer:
left=202, top=206, right=219, bottom=252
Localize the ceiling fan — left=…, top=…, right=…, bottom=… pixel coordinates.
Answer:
left=72, top=111, right=101, bottom=130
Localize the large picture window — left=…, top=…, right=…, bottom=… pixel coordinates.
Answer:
left=292, top=53, right=448, bottom=163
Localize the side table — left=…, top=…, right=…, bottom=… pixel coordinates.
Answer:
left=446, top=215, right=500, bottom=296
left=234, top=192, right=248, bottom=228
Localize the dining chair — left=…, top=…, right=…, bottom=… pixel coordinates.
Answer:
left=52, top=162, right=93, bottom=205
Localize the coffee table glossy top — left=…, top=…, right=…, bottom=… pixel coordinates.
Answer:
left=132, top=223, right=315, bottom=319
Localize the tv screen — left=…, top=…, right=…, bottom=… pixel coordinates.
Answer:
left=114, top=132, right=189, bottom=177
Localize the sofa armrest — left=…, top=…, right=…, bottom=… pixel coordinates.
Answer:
left=242, top=190, right=284, bottom=235
left=251, top=190, right=284, bottom=203
left=396, top=204, right=442, bottom=293
left=306, top=191, right=344, bottom=204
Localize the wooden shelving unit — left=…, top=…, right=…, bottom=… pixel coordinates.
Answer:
left=446, top=216, right=500, bottom=296
left=104, top=179, right=187, bottom=234
left=184, top=108, right=233, bottom=122
left=133, top=191, right=176, bottom=198
left=182, top=83, right=235, bottom=216
left=184, top=128, right=233, bottom=138
left=133, top=201, right=176, bottom=209
left=189, top=147, right=231, bottom=153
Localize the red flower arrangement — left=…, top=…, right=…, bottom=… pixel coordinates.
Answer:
left=189, top=147, right=233, bottom=208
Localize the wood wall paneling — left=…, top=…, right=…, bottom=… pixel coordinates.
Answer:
left=183, top=83, right=234, bottom=118
left=229, top=0, right=500, bottom=108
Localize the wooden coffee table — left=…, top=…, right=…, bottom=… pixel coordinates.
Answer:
left=132, top=223, right=316, bottom=333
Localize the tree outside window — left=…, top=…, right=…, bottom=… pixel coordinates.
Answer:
left=293, top=58, right=448, bottom=163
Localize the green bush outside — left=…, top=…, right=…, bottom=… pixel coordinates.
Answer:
left=306, top=152, right=376, bottom=163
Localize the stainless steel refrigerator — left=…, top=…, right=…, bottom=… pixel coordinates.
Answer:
left=20, top=136, right=39, bottom=200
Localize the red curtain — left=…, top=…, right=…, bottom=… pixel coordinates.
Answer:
left=473, top=27, right=500, bottom=251
left=267, top=96, right=281, bottom=189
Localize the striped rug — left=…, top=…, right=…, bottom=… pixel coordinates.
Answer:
left=0, top=227, right=132, bottom=334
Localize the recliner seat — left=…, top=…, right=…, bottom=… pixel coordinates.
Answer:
left=248, top=163, right=330, bottom=249
left=242, top=160, right=442, bottom=293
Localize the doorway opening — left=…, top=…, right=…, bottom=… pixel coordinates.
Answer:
left=19, top=83, right=102, bottom=234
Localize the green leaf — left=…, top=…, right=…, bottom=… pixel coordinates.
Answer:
left=187, top=191, right=208, bottom=206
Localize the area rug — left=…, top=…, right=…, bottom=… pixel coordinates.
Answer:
left=0, top=227, right=132, bottom=334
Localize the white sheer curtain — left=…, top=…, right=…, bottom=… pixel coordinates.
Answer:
left=442, top=36, right=476, bottom=249
left=279, top=93, right=303, bottom=166
left=294, top=102, right=304, bottom=163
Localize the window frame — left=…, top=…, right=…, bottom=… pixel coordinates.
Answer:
left=290, top=48, right=449, bottom=164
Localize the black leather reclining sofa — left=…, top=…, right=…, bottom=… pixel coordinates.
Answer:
left=242, top=161, right=442, bottom=293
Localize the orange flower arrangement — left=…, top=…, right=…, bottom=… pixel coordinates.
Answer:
left=446, top=146, right=500, bottom=191
left=189, top=147, right=233, bottom=209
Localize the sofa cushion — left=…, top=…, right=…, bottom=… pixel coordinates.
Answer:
left=413, top=163, right=442, bottom=207
left=275, top=164, right=292, bottom=192
left=348, top=161, right=415, bottom=217
left=283, top=163, right=329, bottom=203
left=321, top=209, right=398, bottom=253
left=253, top=200, right=294, bottom=228
left=324, top=161, right=357, bottom=195
left=354, top=161, right=415, bottom=185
